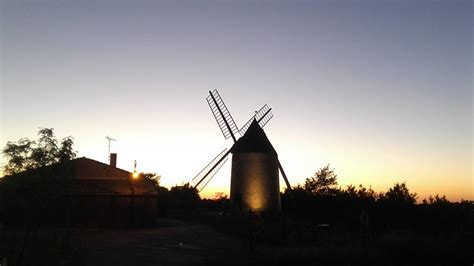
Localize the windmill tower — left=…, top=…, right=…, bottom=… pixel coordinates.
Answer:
left=191, top=90, right=291, bottom=213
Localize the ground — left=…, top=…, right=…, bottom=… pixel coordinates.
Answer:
left=67, top=219, right=243, bottom=266
left=1, top=217, right=471, bottom=266
left=2, top=219, right=265, bottom=266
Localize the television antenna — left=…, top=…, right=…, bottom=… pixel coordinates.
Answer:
left=106, top=136, right=116, bottom=160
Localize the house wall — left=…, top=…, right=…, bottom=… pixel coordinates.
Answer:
left=67, top=195, right=157, bottom=227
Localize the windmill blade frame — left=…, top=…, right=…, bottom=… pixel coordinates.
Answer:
left=207, top=90, right=240, bottom=142
left=191, top=148, right=231, bottom=191
left=239, top=104, right=273, bottom=136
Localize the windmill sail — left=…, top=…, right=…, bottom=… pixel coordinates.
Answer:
left=207, top=90, right=240, bottom=142
left=191, top=148, right=231, bottom=192
left=239, top=104, right=273, bottom=136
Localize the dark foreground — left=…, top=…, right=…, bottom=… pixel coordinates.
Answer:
left=2, top=219, right=244, bottom=266
left=1, top=217, right=472, bottom=266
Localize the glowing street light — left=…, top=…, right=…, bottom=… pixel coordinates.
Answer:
left=132, top=160, right=139, bottom=179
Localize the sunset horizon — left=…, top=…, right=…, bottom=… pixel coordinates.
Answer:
left=0, top=115, right=471, bottom=203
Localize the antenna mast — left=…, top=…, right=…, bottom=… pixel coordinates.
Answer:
left=106, top=136, right=116, bottom=160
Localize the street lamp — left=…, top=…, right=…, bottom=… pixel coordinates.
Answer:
left=132, top=160, right=139, bottom=179
left=132, top=171, right=139, bottom=179
left=128, top=160, right=140, bottom=226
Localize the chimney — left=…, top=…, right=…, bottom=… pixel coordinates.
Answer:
left=110, top=153, right=117, bottom=168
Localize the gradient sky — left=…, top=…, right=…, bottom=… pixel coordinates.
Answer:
left=1, top=0, right=472, bottom=201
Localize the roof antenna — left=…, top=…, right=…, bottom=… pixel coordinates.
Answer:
left=106, top=136, right=116, bottom=160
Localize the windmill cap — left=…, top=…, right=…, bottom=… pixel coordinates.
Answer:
left=230, top=119, right=277, bottom=155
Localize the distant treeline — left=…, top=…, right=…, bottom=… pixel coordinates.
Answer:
left=197, top=165, right=473, bottom=235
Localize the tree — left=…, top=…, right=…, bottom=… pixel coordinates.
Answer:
left=356, top=184, right=377, bottom=202
left=168, top=183, right=200, bottom=210
left=344, top=184, right=358, bottom=198
left=382, top=182, right=417, bottom=205
left=141, top=172, right=161, bottom=187
left=2, top=138, right=33, bottom=175
left=1, top=128, right=76, bottom=175
left=214, top=192, right=228, bottom=200
left=304, top=164, right=339, bottom=196
left=30, top=128, right=59, bottom=168
left=422, top=194, right=449, bottom=205
left=58, top=136, right=76, bottom=163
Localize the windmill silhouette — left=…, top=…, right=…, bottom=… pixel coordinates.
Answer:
left=191, top=90, right=291, bottom=213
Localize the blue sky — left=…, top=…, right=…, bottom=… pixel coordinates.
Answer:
left=1, top=0, right=472, bottom=200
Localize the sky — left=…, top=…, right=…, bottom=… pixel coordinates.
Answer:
left=0, top=0, right=472, bottom=201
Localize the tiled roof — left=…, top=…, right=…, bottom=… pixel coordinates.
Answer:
left=66, top=178, right=158, bottom=196
left=4, top=157, right=159, bottom=196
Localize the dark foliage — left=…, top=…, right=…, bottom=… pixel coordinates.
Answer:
left=2, top=128, right=76, bottom=175
left=281, top=165, right=472, bottom=236
left=304, top=164, right=338, bottom=196
left=199, top=192, right=230, bottom=213
left=0, top=128, right=78, bottom=226
left=168, top=183, right=200, bottom=211
left=140, top=172, right=161, bottom=187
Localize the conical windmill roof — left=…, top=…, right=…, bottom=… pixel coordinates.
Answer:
left=230, top=119, right=277, bottom=156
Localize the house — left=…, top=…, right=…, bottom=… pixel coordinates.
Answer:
left=1, top=154, right=159, bottom=227
left=65, top=155, right=158, bottom=227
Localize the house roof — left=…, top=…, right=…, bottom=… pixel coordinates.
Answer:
left=66, top=157, right=158, bottom=196
left=4, top=157, right=158, bottom=196
left=230, top=119, right=277, bottom=156
left=67, top=157, right=132, bottom=180
left=67, top=178, right=158, bottom=196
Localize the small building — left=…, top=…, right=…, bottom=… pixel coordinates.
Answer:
left=1, top=155, right=159, bottom=227
left=65, top=155, right=159, bottom=227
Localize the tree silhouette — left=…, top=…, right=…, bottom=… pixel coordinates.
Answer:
left=304, top=164, right=338, bottom=196
left=141, top=172, right=161, bottom=187
left=2, top=138, right=33, bottom=175
left=31, top=128, right=59, bottom=168
left=214, top=192, right=228, bottom=200
left=381, top=182, right=417, bottom=204
left=1, top=128, right=76, bottom=175
left=168, top=183, right=200, bottom=210
left=58, top=136, right=76, bottom=163
left=422, top=194, right=449, bottom=205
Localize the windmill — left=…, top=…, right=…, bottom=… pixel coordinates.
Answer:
left=191, top=90, right=291, bottom=213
